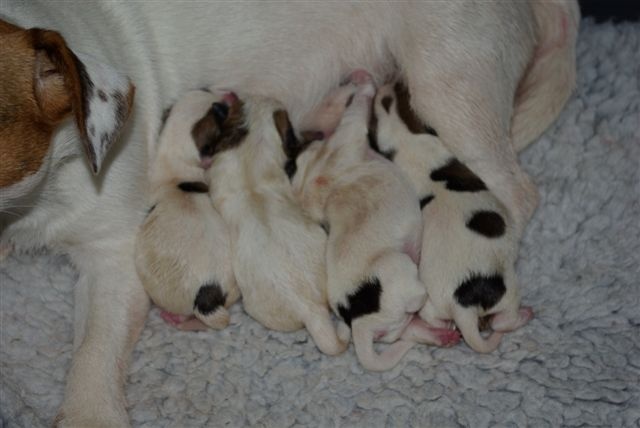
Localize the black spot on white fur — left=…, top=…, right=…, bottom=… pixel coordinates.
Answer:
left=320, top=221, right=330, bottom=235
left=177, top=181, right=209, bottom=193
left=381, top=96, right=393, bottom=113
left=466, top=210, right=506, bottom=238
left=337, top=277, right=382, bottom=327
left=419, top=194, right=435, bottom=209
left=194, top=282, right=226, bottom=315
left=454, top=273, right=505, bottom=310
left=430, top=158, right=487, bottom=192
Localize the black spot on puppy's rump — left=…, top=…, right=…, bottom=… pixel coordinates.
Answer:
left=194, top=282, right=227, bottom=315
left=337, top=277, right=382, bottom=327
left=419, top=194, right=435, bottom=209
left=177, top=181, right=209, bottom=193
left=430, top=158, right=487, bottom=192
left=466, top=210, right=506, bottom=238
left=454, top=272, right=506, bottom=311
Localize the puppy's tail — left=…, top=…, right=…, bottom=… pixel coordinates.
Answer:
left=352, top=323, right=414, bottom=371
left=304, top=308, right=350, bottom=356
left=454, top=307, right=504, bottom=353
left=193, top=282, right=230, bottom=330
left=511, top=0, right=580, bottom=152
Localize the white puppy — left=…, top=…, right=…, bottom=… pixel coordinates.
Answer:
left=294, top=72, right=460, bottom=371
left=195, top=91, right=347, bottom=356
left=135, top=90, right=239, bottom=331
left=370, top=81, right=534, bottom=353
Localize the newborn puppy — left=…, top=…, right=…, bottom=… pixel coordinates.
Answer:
left=198, top=91, right=347, bottom=356
left=369, top=81, right=534, bottom=353
left=293, top=71, right=460, bottom=371
left=135, top=90, right=240, bottom=331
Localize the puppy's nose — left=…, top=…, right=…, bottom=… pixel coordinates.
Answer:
left=222, top=92, right=238, bottom=106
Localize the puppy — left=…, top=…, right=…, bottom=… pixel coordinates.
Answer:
left=293, top=71, right=460, bottom=371
left=369, top=81, right=534, bottom=353
left=135, top=90, right=239, bottom=331
left=190, top=90, right=347, bottom=356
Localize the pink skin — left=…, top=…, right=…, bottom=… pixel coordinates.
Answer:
left=299, top=69, right=373, bottom=139
left=160, top=310, right=209, bottom=332
left=401, top=315, right=461, bottom=346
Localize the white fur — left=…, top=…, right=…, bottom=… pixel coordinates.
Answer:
left=293, top=77, right=459, bottom=372
left=0, top=1, right=578, bottom=425
left=135, top=90, right=239, bottom=331
left=372, top=82, right=534, bottom=353
left=207, top=93, right=347, bottom=357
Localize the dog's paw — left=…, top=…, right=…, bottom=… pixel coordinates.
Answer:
left=53, top=404, right=129, bottom=428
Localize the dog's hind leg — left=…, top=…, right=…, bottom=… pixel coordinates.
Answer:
left=58, top=239, right=149, bottom=428
left=395, top=8, right=540, bottom=240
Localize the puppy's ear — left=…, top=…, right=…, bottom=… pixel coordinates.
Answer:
left=273, top=110, right=294, bottom=144
left=30, top=29, right=135, bottom=174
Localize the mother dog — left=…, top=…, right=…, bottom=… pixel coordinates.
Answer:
left=0, top=1, right=578, bottom=426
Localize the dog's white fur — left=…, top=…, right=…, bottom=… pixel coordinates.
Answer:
left=293, top=75, right=459, bottom=371
left=0, top=1, right=578, bottom=425
left=134, top=90, right=239, bottom=331
left=372, top=82, right=534, bottom=353
left=204, top=92, right=348, bottom=357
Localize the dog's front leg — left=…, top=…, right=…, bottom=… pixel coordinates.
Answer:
left=55, top=239, right=150, bottom=428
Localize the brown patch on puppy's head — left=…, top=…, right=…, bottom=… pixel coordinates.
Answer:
left=191, top=95, right=247, bottom=159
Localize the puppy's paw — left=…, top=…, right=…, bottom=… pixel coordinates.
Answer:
left=349, top=69, right=373, bottom=85
left=401, top=316, right=461, bottom=347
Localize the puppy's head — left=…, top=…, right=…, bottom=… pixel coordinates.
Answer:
left=369, top=81, right=438, bottom=161
left=0, top=20, right=134, bottom=209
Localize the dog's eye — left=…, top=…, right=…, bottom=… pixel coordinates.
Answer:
left=211, top=102, right=229, bottom=124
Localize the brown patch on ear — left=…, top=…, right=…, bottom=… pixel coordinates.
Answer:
left=192, top=99, right=247, bottom=158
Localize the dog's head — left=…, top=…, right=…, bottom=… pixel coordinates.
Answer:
left=0, top=20, right=134, bottom=209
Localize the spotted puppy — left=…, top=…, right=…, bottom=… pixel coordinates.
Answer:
left=293, top=72, right=460, bottom=371
left=369, top=81, right=534, bottom=353
left=135, top=90, right=240, bottom=331
left=194, top=91, right=347, bottom=356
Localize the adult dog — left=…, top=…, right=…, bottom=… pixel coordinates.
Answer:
left=0, top=1, right=579, bottom=426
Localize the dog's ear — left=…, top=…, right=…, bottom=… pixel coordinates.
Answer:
left=30, top=28, right=135, bottom=174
